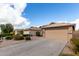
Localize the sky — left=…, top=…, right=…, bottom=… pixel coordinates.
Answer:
left=0, top=3, right=30, bottom=29
left=0, top=3, right=79, bottom=30
left=22, top=3, right=79, bottom=30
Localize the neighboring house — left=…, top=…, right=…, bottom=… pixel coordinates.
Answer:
left=41, top=23, right=75, bottom=40
left=23, top=27, right=43, bottom=36
left=14, top=27, right=43, bottom=36
left=14, top=29, right=23, bottom=35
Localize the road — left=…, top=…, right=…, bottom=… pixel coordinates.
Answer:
left=0, top=38, right=68, bottom=56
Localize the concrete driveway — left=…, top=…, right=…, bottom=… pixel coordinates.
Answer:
left=0, top=38, right=68, bottom=56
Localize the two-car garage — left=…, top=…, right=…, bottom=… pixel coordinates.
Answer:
left=42, top=23, right=75, bottom=41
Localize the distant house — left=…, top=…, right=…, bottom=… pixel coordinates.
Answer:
left=14, top=29, right=23, bottom=35
left=41, top=23, right=75, bottom=40
left=14, top=27, right=43, bottom=36
left=23, top=27, right=43, bottom=36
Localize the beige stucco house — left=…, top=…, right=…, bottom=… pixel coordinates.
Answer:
left=23, top=27, right=43, bottom=36
left=41, top=23, right=75, bottom=40
left=14, top=27, right=43, bottom=36
left=14, top=29, right=23, bottom=35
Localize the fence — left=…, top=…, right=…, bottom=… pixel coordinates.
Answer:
left=73, top=31, right=79, bottom=39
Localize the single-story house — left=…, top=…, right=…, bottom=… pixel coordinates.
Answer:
left=14, top=27, right=43, bottom=36
left=23, top=27, right=43, bottom=36
left=41, top=23, right=75, bottom=40
left=14, top=29, right=23, bottom=35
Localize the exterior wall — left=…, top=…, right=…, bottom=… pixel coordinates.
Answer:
left=30, top=30, right=43, bottom=36
left=23, top=30, right=42, bottom=36
left=43, top=26, right=73, bottom=40
left=14, top=30, right=23, bottom=35
left=15, top=30, right=18, bottom=35
left=67, top=26, right=73, bottom=40
left=30, top=30, right=37, bottom=36
left=72, top=31, right=79, bottom=39
left=42, top=29, right=46, bottom=37
left=23, top=30, right=30, bottom=35
left=40, top=30, right=43, bottom=36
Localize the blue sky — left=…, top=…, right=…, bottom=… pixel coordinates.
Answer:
left=22, top=3, right=79, bottom=28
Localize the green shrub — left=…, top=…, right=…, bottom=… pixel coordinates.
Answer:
left=6, top=36, right=13, bottom=40
left=14, top=34, right=24, bottom=40
left=36, top=31, right=41, bottom=36
left=25, top=34, right=31, bottom=40
left=23, top=34, right=31, bottom=36
left=1, top=33, right=11, bottom=37
left=0, top=34, right=2, bottom=38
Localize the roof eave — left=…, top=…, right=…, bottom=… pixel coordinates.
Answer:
left=42, top=24, right=76, bottom=29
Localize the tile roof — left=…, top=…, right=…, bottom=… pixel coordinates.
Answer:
left=23, top=27, right=41, bottom=31
left=14, top=27, right=41, bottom=31
left=41, top=23, right=75, bottom=28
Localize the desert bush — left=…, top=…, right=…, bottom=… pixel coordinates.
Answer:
left=14, top=34, right=24, bottom=40
left=71, top=38, right=79, bottom=46
left=71, top=38, right=79, bottom=54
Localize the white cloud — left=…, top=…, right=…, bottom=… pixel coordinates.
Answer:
left=0, top=3, right=30, bottom=29
left=70, top=19, right=79, bottom=30
left=56, top=20, right=68, bottom=23
left=56, top=19, right=79, bottom=30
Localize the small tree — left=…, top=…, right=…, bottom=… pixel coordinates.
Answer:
left=6, top=24, right=14, bottom=33
left=0, top=24, right=6, bottom=33
left=0, top=23, right=14, bottom=37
